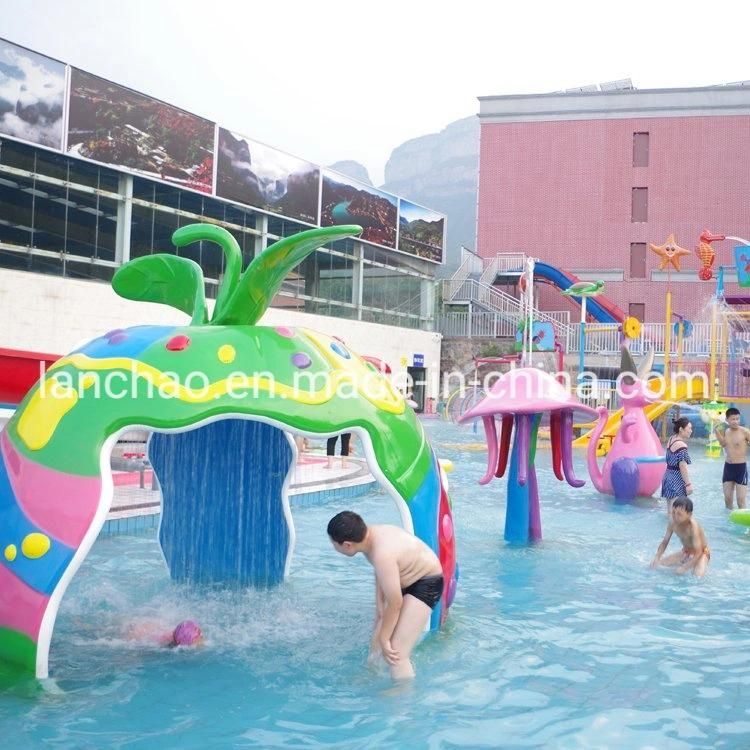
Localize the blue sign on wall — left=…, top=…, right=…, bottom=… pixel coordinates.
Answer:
left=735, top=246, right=750, bottom=288
left=413, top=353, right=425, bottom=367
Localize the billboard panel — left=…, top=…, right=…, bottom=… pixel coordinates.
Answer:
left=398, top=198, right=445, bottom=264
left=320, top=170, right=397, bottom=249
left=67, top=68, right=215, bottom=193
left=0, top=39, right=65, bottom=149
left=216, top=128, right=319, bottom=224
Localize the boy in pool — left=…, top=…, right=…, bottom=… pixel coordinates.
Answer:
left=327, top=510, right=443, bottom=680
left=650, top=497, right=710, bottom=577
left=714, top=407, right=750, bottom=509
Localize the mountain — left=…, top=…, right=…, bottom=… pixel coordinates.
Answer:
left=326, top=160, right=373, bottom=186
left=381, top=116, right=479, bottom=274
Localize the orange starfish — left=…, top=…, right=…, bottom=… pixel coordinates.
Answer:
left=649, top=234, right=690, bottom=272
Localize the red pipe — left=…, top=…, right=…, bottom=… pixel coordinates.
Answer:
left=0, top=348, right=60, bottom=405
left=495, top=414, right=513, bottom=478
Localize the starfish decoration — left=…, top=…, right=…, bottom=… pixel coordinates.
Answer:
left=649, top=234, right=690, bottom=272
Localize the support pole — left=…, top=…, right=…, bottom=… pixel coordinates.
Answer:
left=710, top=297, right=718, bottom=400
left=662, top=289, right=672, bottom=441
left=578, top=296, right=587, bottom=384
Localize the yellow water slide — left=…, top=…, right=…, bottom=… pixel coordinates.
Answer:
left=573, top=375, right=706, bottom=453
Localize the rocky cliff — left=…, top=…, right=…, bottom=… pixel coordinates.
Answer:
left=326, top=160, right=373, bottom=186
left=382, top=115, right=479, bottom=274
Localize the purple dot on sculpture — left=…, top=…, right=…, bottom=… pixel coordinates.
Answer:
left=330, top=342, right=350, bottom=359
left=276, top=326, right=295, bottom=338
left=104, top=328, right=125, bottom=340
left=108, top=333, right=128, bottom=345
left=292, top=352, right=312, bottom=369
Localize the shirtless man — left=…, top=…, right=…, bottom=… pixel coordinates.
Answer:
left=714, top=407, right=750, bottom=509
left=327, top=510, right=444, bottom=679
left=650, top=496, right=710, bottom=577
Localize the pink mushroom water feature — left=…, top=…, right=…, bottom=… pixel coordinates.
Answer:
left=459, top=368, right=597, bottom=543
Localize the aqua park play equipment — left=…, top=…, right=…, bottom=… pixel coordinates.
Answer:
left=459, top=258, right=596, bottom=543
left=585, top=349, right=667, bottom=502
left=0, top=223, right=457, bottom=679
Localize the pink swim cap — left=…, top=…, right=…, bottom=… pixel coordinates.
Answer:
left=172, top=620, right=203, bottom=646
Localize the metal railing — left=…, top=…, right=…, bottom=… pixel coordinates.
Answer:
left=437, top=311, right=519, bottom=339
left=478, top=253, right=527, bottom=285
left=495, top=252, right=527, bottom=275
left=567, top=322, right=716, bottom=357
left=437, top=309, right=572, bottom=343
left=478, top=256, right=499, bottom=285
left=444, top=278, right=572, bottom=332
left=576, top=379, right=621, bottom=412
left=451, top=254, right=474, bottom=285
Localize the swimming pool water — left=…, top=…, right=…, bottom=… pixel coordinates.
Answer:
left=2, top=420, right=750, bottom=749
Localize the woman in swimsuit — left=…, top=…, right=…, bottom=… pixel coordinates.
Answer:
left=662, top=417, right=693, bottom=512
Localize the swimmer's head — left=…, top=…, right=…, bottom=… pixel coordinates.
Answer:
left=171, top=620, right=203, bottom=647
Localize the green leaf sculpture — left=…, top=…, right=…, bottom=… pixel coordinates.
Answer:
left=112, top=253, right=209, bottom=325
left=213, top=224, right=363, bottom=326
left=113, top=222, right=363, bottom=326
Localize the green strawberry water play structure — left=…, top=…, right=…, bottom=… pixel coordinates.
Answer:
left=0, top=223, right=457, bottom=679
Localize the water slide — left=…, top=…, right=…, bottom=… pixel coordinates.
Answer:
left=533, top=262, right=625, bottom=324
left=573, top=375, right=707, bottom=450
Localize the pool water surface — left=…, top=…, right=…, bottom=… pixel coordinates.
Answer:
left=2, top=420, right=750, bottom=749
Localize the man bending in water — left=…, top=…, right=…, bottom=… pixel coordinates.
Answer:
left=650, top=496, right=710, bottom=577
left=714, top=407, right=750, bottom=509
left=327, top=510, right=443, bottom=679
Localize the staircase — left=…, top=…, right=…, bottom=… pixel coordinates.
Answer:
left=441, top=255, right=573, bottom=345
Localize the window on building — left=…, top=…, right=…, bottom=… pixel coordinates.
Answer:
left=631, top=188, right=648, bottom=222
left=633, top=132, right=649, bottom=167
left=629, top=303, right=645, bottom=322
left=630, top=242, right=647, bottom=278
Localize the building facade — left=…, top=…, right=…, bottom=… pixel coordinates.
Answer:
left=477, top=85, right=750, bottom=323
left=0, top=38, right=445, bottom=405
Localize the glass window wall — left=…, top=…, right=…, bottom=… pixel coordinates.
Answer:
left=0, top=138, right=435, bottom=330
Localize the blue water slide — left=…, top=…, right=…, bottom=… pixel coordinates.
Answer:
left=533, top=262, right=622, bottom=324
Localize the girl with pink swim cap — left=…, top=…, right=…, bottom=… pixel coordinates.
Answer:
left=170, top=620, right=204, bottom=647
left=124, top=619, right=203, bottom=647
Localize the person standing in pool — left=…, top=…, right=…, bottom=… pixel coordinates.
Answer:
left=325, top=433, right=353, bottom=469
left=327, top=510, right=443, bottom=680
left=714, top=407, right=750, bottom=509
left=650, top=496, right=710, bottom=577
left=661, top=417, right=693, bottom=512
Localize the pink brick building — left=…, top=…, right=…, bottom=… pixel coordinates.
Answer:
left=477, top=86, right=750, bottom=324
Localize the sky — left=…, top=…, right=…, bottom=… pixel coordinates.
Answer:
left=1, top=0, right=748, bottom=184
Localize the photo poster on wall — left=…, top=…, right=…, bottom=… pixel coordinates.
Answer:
left=216, top=128, right=320, bottom=225
left=0, top=38, right=66, bottom=150
left=66, top=68, right=215, bottom=194
left=320, top=169, right=398, bottom=250
left=397, top=198, right=446, bottom=264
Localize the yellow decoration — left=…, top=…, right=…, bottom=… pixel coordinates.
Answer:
left=4, top=544, right=17, bottom=562
left=438, top=458, right=454, bottom=474
left=400, top=356, right=408, bottom=367
left=17, top=379, right=79, bottom=450
left=21, top=533, right=51, bottom=560
left=301, top=330, right=405, bottom=414
left=649, top=234, right=690, bottom=272
left=218, top=344, right=236, bottom=364
left=623, top=316, right=641, bottom=340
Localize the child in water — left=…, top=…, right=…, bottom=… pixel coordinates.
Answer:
left=126, top=619, right=204, bottom=648
left=650, top=496, right=710, bottom=577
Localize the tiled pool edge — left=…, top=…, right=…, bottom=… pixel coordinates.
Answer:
left=101, top=478, right=378, bottom=536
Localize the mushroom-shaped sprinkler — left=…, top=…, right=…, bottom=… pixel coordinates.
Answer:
left=459, top=368, right=597, bottom=543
